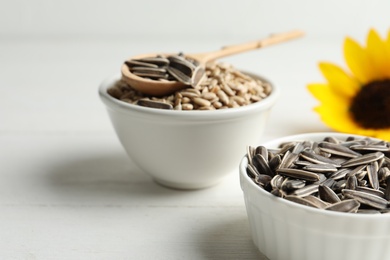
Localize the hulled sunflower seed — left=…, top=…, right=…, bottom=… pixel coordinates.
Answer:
left=201, top=92, right=218, bottom=101
left=193, top=97, right=211, bottom=107
left=216, top=90, right=229, bottom=105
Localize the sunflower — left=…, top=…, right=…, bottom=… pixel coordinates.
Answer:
left=308, top=29, right=390, bottom=141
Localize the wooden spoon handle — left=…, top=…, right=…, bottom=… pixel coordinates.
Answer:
left=195, top=30, right=304, bottom=63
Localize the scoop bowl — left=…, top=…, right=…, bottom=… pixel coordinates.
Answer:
left=100, top=72, right=279, bottom=189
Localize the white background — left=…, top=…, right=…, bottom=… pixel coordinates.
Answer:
left=1, top=0, right=390, bottom=39
left=1, top=1, right=390, bottom=259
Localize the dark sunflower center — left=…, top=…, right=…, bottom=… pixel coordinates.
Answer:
left=349, top=79, right=390, bottom=129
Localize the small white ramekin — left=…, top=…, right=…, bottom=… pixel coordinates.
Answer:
left=240, top=132, right=390, bottom=260
left=99, top=73, right=279, bottom=189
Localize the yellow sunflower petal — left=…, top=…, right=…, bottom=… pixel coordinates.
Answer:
left=318, top=62, right=360, bottom=98
left=375, top=130, right=390, bottom=141
left=387, top=29, right=390, bottom=47
left=344, top=37, right=377, bottom=84
left=314, top=102, right=390, bottom=141
left=307, top=83, right=349, bottom=105
left=309, top=83, right=354, bottom=132
left=384, top=29, right=390, bottom=78
left=366, top=29, right=389, bottom=79
left=353, top=128, right=390, bottom=141
left=387, top=29, right=390, bottom=42
left=314, top=103, right=356, bottom=133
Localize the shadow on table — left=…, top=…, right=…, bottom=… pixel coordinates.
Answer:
left=46, top=151, right=193, bottom=201
left=194, top=216, right=268, bottom=260
left=46, top=150, right=268, bottom=259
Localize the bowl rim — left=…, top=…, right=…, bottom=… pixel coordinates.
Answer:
left=98, top=72, right=280, bottom=120
left=240, top=132, right=390, bottom=219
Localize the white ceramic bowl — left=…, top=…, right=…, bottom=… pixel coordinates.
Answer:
left=240, top=132, right=390, bottom=260
left=99, top=73, right=279, bottom=189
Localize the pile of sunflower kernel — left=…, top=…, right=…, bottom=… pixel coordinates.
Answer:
left=107, top=62, right=272, bottom=110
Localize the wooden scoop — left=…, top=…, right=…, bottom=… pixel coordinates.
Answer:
left=121, top=30, right=304, bottom=96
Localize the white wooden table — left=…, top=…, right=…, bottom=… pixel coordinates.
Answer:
left=0, top=35, right=337, bottom=259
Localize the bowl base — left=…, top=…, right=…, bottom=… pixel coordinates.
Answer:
left=153, top=178, right=223, bottom=190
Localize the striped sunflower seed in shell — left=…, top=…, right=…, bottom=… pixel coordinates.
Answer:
left=246, top=135, right=390, bottom=214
